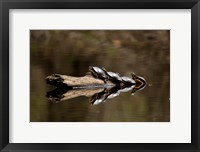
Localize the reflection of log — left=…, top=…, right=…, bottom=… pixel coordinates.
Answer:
left=46, top=74, right=110, bottom=87
left=47, top=87, right=105, bottom=103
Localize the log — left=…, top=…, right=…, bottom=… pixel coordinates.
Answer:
left=46, top=74, right=113, bottom=87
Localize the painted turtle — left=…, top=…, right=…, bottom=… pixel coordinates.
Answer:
left=131, top=73, right=146, bottom=94
left=131, top=73, right=146, bottom=86
left=121, top=76, right=135, bottom=84
left=106, top=72, right=122, bottom=84
left=89, top=66, right=108, bottom=82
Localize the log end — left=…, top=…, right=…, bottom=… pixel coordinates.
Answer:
left=46, top=74, right=69, bottom=87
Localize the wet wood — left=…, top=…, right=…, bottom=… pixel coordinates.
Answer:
left=46, top=74, right=107, bottom=87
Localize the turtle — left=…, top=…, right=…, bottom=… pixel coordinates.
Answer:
left=88, top=66, right=108, bottom=82
left=121, top=76, right=135, bottom=84
left=131, top=83, right=146, bottom=95
left=106, top=71, right=122, bottom=84
left=130, top=73, right=146, bottom=95
left=131, top=72, right=137, bottom=80
left=131, top=73, right=146, bottom=86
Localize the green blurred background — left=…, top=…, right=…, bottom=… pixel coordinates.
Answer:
left=30, top=30, right=170, bottom=122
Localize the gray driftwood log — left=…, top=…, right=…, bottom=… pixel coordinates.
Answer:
left=46, top=67, right=146, bottom=89
left=46, top=74, right=113, bottom=88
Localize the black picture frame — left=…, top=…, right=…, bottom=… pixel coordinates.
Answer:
left=0, top=0, right=200, bottom=151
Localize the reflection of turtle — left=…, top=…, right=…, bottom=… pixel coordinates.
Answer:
left=107, top=91, right=120, bottom=99
left=106, top=72, right=122, bottom=84
left=89, top=66, right=108, bottom=83
left=106, top=86, right=121, bottom=99
left=90, top=89, right=108, bottom=105
left=119, top=85, right=135, bottom=93
left=131, top=73, right=146, bottom=94
left=90, top=86, right=121, bottom=105
left=91, top=95, right=107, bottom=105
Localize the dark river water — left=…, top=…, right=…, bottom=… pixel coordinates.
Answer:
left=30, top=30, right=170, bottom=122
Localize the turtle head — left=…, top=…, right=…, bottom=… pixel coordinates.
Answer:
left=89, top=66, right=96, bottom=74
left=89, top=66, right=93, bottom=72
left=88, top=66, right=98, bottom=78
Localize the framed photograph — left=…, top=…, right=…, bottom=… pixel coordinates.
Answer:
left=0, top=0, right=199, bottom=151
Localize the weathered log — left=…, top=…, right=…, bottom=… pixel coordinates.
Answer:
left=46, top=67, right=146, bottom=89
left=46, top=74, right=114, bottom=87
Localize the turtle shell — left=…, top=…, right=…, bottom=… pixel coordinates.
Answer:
left=107, top=72, right=122, bottom=82
left=89, top=66, right=107, bottom=81
left=131, top=73, right=146, bottom=85
left=121, top=76, right=135, bottom=84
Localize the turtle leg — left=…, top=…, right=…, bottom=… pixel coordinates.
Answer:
left=131, top=72, right=137, bottom=80
left=90, top=71, right=98, bottom=79
left=85, top=71, right=92, bottom=76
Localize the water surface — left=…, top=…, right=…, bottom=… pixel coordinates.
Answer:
left=30, top=30, right=170, bottom=122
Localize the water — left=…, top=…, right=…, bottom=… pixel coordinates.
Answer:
left=30, top=30, right=170, bottom=122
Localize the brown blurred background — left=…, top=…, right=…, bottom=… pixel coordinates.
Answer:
left=30, top=30, right=170, bottom=122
